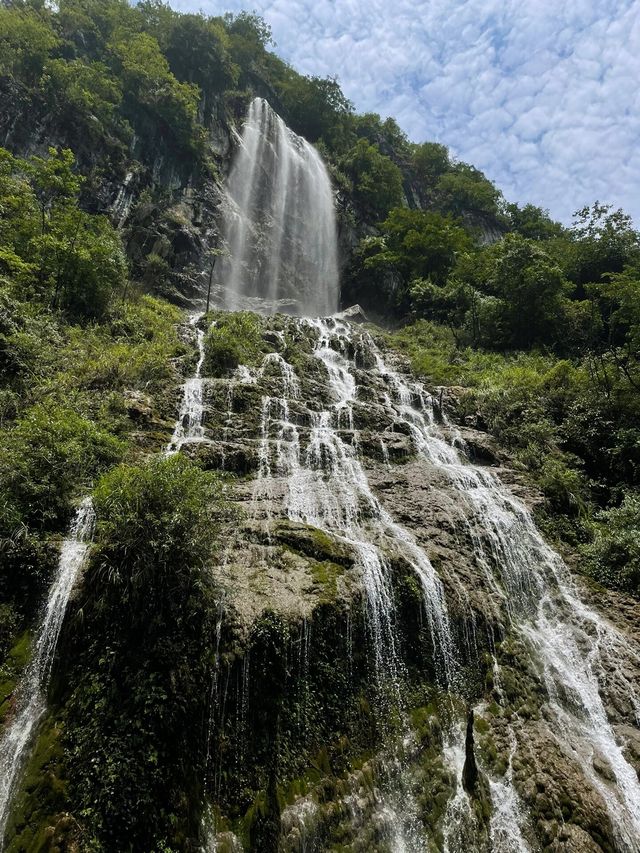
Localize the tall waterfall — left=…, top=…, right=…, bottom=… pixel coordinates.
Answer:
left=218, top=98, right=339, bottom=317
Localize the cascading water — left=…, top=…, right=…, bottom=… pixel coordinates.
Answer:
left=0, top=314, right=213, bottom=847
left=0, top=498, right=95, bottom=843
left=254, top=319, right=457, bottom=702
left=363, top=331, right=640, bottom=852
left=205, top=310, right=640, bottom=850
left=218, top=97, right=339, bottom=317
left=167, top=313, right=207, bottom=454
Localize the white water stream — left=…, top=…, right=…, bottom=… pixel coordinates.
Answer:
left=0, top=499, right=95, bottom=843
left=363, top=330, right=640, bottom=852
left=218, top=97, right=339, bottom=317
left=0, top=311, right=211, bottom=846
left=246, top=315, right=640, bottom=849
left=167, top=313, right=207, bottom=455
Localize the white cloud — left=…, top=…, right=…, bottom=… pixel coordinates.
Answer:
left=169, top=0, right=640, bottom=224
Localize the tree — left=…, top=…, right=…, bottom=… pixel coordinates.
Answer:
left=485, top=234, right=569, bottom=348
left=354, top=113, right=411, bottom=157
left=164, top=12, right=237, bottom=103
left=379, top=208, right=471, bottom=284
left=109, top=32, right=202, bottom=150
left=0, top=5, right=59, bottom=83
left=65, top=455, right=222, bottom=850
left=506, top=202, right=565, bottom=241
left=0, top=147, right=127, bottom=316
left=569, top=203, right=640, bottom=289
left=279, top=72, right=353, bottom=151
left=340, top=139, right=403, bottom=220
left=593, top=266, right=640, bottom=389
left=413, top=141, right=450, bottom=187
left=42, top=59, right=124, bottom=146
left=437, top=162, right=503, bottom=218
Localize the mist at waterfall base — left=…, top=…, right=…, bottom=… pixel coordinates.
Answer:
left=215, top=97, right=339, bottom=318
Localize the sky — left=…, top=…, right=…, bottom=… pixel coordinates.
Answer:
left=170, top=0, right=640, bottom=225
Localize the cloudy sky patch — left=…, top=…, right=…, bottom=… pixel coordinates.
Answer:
left=171, top=0, right=640, bottom=224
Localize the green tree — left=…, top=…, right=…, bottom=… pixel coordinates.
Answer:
left=0, top=5, right=58, bottom=83
left=483, top=234, right=569, bottom=348
left=42, top=59, right=124, bottom=145
left=279, top=72, right=353, bottom=151
left=413, top=141, right=450, bottom=188
left=506, top=202, right=565, bottom=241
left=164, top=12, right=237, bottom=103
left=354, top=113, right=411, bottom=157
left=584, top=493, right=640, bottom=595
left=380, top=208, right=471, bottom=284
left=0, top=147, right=127, bottom=316
left=569, top=203, right=640, bottom=289
left=340, top=139, right=403, bottom=220
left=110, top=32, right=202, bottom=150
left=592, top=266, right=640, bottom=389
left=437, top=162, right=503, bottom=218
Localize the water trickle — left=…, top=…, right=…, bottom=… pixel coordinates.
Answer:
left=167, top=314, right=206, bottom=454
left=218, top=97, right=339, bottom=317
left=0, top=499, right=95, bottom=841
left=488, top=728, right=530, bottom=853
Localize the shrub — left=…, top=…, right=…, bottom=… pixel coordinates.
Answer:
left=64, top=455, right=222, bottom=850
left=583, top=494, right=640, bottom=595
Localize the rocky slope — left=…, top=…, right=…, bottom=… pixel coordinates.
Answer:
left=182, top=313, right=640, bottom=851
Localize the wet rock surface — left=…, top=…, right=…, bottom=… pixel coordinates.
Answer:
left=174, top=312, right=640, bottom=852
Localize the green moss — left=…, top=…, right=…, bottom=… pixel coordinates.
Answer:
left=0, top=630, right=32, bottom=728
left=4, top=716, right=71, bottom=853
left=310, top=561, right=344, bottom=601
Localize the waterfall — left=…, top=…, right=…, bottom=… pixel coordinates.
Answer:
left=254, top=318, right=457, bottom=702
left=167, top=312, right=207, bottom=454
left=218, top=97, right=339, bottom=317
left=365, top=331, right=640, bottom=852
left=207, top=314, right=640, bottom=850
left=0, top=312, right=211, bottom=844
left=0, top=499, right=95, bottom=842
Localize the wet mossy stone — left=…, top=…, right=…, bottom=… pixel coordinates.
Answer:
left=274, top=521, right=354, bottom=568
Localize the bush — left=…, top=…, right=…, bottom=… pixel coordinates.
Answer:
left=63, top=455, right=222, bottom=850
left=0, top=402, right=124, bottom=532
left=203, top=311, right=267, bottom=376
left=583, top=494, right=640, bottom=595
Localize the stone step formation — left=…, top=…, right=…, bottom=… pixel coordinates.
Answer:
left=178, top=311, right=640, bottom=853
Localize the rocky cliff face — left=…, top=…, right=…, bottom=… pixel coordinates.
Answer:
left=3, top=310, right=640, bottom=851
left=165, top=312, right=640, bottom=852
left=1, top=79, right=242, bottom=307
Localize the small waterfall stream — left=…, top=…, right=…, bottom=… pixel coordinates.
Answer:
left=167, top=313, right=207, bottom=455
left=0, top=313, right=211, bottom=845
left=0, top=499, right=95, bottom=842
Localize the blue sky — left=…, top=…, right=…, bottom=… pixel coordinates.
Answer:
left=169, top=0, right=639, bottom=224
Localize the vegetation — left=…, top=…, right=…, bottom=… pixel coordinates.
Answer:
left=0, top=135, right=188, bottom=740
left=1, top=1, right=640, bottom=850
left=203, top=310, right=269, bottom=376
left=59, top=455, right=222, bottom=851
